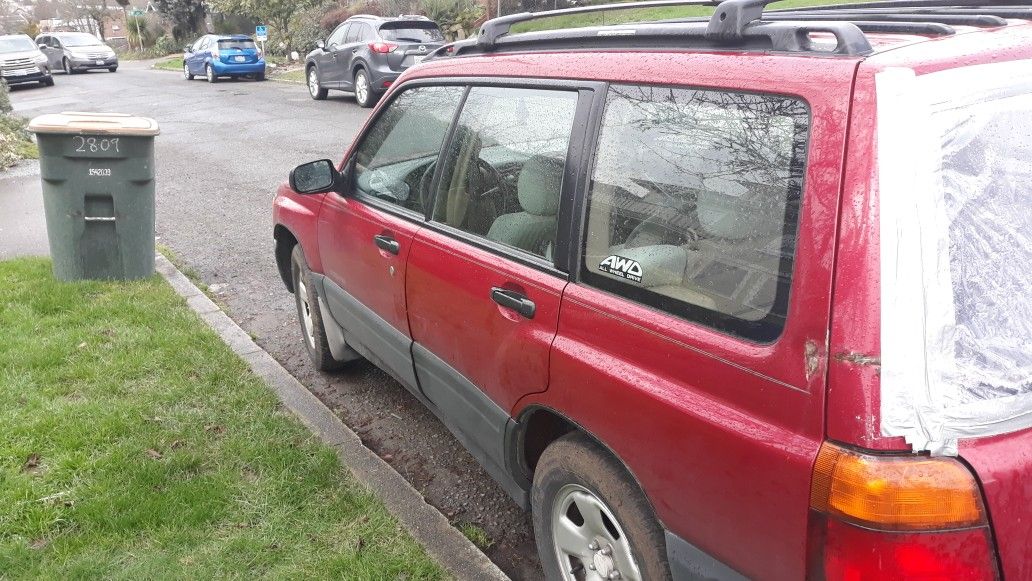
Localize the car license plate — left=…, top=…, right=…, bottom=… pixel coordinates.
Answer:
left=3, top=68, right=34, bottom=76
left=413, top=56, right=424, bottom=64
left=96, top=59, right=105, bottom=65
left=234, top=56, right=245, bottom=62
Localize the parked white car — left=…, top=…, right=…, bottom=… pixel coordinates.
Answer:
left=0, top=34, right=53, bottom=87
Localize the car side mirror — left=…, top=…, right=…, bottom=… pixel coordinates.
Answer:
left=290, top=159, right=340, bottom=194
left=316, top=39, right=326, bottom=50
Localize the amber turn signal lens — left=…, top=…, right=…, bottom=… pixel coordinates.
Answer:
left=810, top=442, right=986, bottom=531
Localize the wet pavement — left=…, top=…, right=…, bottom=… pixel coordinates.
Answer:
left=8, top=60, right=540, bottom=579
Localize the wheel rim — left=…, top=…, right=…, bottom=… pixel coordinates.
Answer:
left=551, top=484, right=643, bottom=581
left=183, top=63, right=190, bottom=78
left=308, top=69, right=319, bottom=96
left=296, top=273, right=316, bottom=348
left=355, top=72, right=368, bottom=104
left=206, top=65, right=214, bottom=81
left=63, top=59, right=70, bottom=74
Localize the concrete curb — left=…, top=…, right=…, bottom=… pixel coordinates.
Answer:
left=155, top=254, right=509, bottom=581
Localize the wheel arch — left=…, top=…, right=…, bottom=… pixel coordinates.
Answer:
left=274, top=224, right=299, bottom=293
left=351, top=59, right=368, bottom=78
left=511, top=405, right=663, bottom=524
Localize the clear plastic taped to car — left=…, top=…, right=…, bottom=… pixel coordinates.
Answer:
left=878, top=61, right=1032, bottom=455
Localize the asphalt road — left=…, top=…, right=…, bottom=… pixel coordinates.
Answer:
left=9, top=60, right=540, bottom=579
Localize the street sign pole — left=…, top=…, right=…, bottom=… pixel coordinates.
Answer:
left=255, top=25, right=268, bottom=56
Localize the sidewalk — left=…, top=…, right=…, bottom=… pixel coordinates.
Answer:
left=0, top=161, right=48, bottom=259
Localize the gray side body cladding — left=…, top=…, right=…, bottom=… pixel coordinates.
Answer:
left=313, top=274, right=529, bottom=508
left=666, top=531, right=748, bottom=581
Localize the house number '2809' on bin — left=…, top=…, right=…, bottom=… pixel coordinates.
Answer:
left=73, top=136, right=120, bottom=154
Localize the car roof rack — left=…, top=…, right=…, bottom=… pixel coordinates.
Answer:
left=429, top=0, right=1028, bottom=61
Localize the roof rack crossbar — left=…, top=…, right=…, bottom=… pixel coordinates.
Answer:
left=475, top=0, right=721, bottom=49
left=780, top=6, right=1032, bottom=19
left=764, top=11, right=1003, bottom=28
left=776, top=0, right=1032, bottom=11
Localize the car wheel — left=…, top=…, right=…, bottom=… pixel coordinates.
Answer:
left=42, top=75, right=54, bottom=87
left=62, top=58, right=73, bottom=75
left=108, top=66, right=117, bottom=73
left=533, top=433, right=671, bottom=581
left=290, top=245, right=344, bottom=372
left=307, top=66, right=327, bottom=100
left=206, top=63, right=218, bottom=83
left=183, top=63, right=193, bottom=80
left=354, top=68, right=374, bottom=108
left=256, top=71, right=266, bottom=81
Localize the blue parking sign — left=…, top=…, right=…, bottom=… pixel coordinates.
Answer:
left=256, top=25, right=268, bottom=41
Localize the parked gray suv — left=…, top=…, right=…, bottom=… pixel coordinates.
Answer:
left=36, top=32, right=118, bottom=74
left=304, top=15, right=444, bottom=107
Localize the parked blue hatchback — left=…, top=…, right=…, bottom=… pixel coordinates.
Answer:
left=183, top=35, right=265, bottom=83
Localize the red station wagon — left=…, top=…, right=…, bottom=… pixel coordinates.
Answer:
left=273, top=0, right=1032, bottom=578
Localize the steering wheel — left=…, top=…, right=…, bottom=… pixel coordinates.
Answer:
left=474, top=158, right=507, bottom=202
left=417, top=159, right=438, bottom=213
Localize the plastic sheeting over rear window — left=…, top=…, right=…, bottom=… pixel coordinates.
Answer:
left=878, top=60, right=1032, bottom=456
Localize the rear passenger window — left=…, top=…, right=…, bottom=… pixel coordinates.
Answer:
left=432, top=86, right=579, bottom=259
left=582, top=85, right=809, bottom=340
left=352, top=86, right=464, bottom=214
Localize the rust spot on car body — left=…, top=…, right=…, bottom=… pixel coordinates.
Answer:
left=834, top=352, right=882, bottom=367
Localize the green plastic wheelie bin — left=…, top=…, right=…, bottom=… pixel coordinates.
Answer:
left=28, top=112, right=160, bottom=281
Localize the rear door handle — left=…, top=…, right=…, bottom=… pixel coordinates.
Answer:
left=373, top=234, right=400, bottom=255
left=490, top=287, right=535, bottom=319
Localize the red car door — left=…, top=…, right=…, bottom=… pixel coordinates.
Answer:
left=404, top=84, right=590, bottom=493
left=317, top=84, right=465, bottom=390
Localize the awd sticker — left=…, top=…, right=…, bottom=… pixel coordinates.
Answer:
left=599, top=255, right=642, bottom=283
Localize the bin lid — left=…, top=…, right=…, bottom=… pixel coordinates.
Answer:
left=28, top=112, right=160, bottom=137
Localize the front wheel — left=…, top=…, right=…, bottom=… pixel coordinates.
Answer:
left=532, top=433, right=671, bottom=581
left=62, top=58, right=73, bottom=75
left=108, top=66, right=117, bottom=72
left=307, top=67, right=327, bottom=100
left=183, top=63, right=193, bottom=80
left=290, top=245, right=344, bottom=372
left=353, top=68, right=374, bottom=108
left=42, top=75, right=54, bottom=87
left=205, top=63, right=218, bottom=83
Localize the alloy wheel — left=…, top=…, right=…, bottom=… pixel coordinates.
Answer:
left=308, top=69, right=320, bottom=97
left=355, top=71, right=369, bottom=105
left=296, top=274, right=316, bottom=349
left=63, top=58, right=71, bottom=75
left=551, top=484, right=643, bottom=581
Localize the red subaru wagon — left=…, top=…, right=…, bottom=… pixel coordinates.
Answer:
left=273, top=0, right=1032, bottom=578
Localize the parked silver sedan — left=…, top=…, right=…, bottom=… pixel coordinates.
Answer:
left=35, top=32, right=118, bottom=74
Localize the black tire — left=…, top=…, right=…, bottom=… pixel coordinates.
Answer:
left=353, top=68, right=375, bottom=108
left=62, top=58, right=73, bottom=75
left=256, top=71, right=266, bottom=81
left=307, top=66, right=327, bottom=100
left=42, top=75, right=54, bottom=87
left=205, top=63, right=218, bottom=83
left=108, top=66, right=117, bottom=72
left=183, top=63, right=194, bottom=80
left=533, top=433, right=671, bottom=581
left=290, top=245, right=343, bottom=372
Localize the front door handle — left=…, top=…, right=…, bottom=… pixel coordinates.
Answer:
left=490, top=287, right=535, bottom=319
left=373, top=234, right=400, bottom=255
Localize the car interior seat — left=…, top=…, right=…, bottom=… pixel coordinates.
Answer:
left=486, top=155, right=564, bottom=255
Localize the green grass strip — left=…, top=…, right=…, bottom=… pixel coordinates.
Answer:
left=0, top=258, right=446, bottom=579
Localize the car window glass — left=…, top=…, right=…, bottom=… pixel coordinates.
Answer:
left=192, top=37, right=206, bottom=51
left=352, top=85, right=465, bottom=214
left=327, top=23, right=348, bottom=46
left=582, top=85, right=809, bottom=341
left=361, top=24, right=377, bottom=42
left=345, top=23, right=363, bottom=44
left=378, top=25, right=445, bottom=43
left=432, top=87, right=579, bottom=259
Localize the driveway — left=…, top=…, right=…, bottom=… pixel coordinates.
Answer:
left=9, top=60, right=540, bottom=579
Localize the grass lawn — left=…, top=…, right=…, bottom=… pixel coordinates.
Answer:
left=0, top=258, right=445, bottom=579
left=512, top=0, right=872, bottom=32
left=270, top=67, right=306, bottom=84
left=153, top=56, right=184, bottom=72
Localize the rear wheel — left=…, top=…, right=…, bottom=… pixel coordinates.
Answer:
left=256, top=71, right=266, bottom=81
left=183, top=63, right=193, bottom=80
left=290, top=245, right=343, bottom=372
left=354, top=68, right=374, bottom=108
left=205, top=63, right=218, bottom=83
left=307, top=66, right=327, bottom=100
left=532, top=433, right=671, bottom=581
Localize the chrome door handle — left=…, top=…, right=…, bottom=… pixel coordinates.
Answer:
left=490, top=287, right=535, bottom=319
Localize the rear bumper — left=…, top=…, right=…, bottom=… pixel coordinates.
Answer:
left=0, top=67, right=50, bottom=84
left=211, top=61, right=265, bottom=76
left=367, top=68, right=400, bottom=92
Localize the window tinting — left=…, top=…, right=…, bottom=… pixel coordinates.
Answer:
left=217, top=39, right=256, bottom=50
left=353, top=86, right=465, bottom=214
left=432, top=87, right=579, bottom=259
left=582, top=85, right=809, bottom=340
left=378, top=25, right=444, bottom=43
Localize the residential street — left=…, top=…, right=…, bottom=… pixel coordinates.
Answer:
left=9, top=60, right=539, bottom=579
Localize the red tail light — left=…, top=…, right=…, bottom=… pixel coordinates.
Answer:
left=808, top=442, right=999, bottom=580
left=368, top=42, right=397, bottom=54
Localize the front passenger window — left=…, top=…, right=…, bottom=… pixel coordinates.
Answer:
left=352, top=85, right=464, bottom=214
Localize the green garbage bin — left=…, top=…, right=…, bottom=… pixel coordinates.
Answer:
left=28, top=112, right=160, bottom=281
